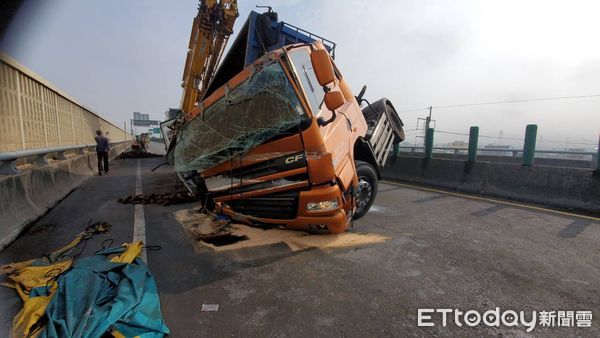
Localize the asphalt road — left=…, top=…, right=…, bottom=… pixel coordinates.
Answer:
left=1, top=155, right=599, bottom=337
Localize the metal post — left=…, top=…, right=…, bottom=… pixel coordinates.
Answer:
left=81, top=108, right=85, bottom=143
left=34, top=154, right=48, bottom=165
left=54, top=94, right=62, bottom=146
left=595, top=133, right=600, bottom=170
left=0, top=160, right=18, bottom=175
left=425, top=128, right=434, bottom=159
left=522, top=124, right=537, bottom=166
left=42, top=91, right=48, bottom=147
left=70, top=104, right=75, bottom=145
left=16, top=72, right=26, bottom=149
left=425, top=106, right=432, bottom=130
left=393, top=142, right=399, bottom=160
left=467, top=126, right=479, bottom=163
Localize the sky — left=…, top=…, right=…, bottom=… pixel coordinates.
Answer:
left=1, top=0, right=599, bottom=149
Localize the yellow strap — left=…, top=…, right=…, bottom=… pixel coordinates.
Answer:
left=11, top=284, right=57, bottom=338
left=110, top=241, right=143, bottom=264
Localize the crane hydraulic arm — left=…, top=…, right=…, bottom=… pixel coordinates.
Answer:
left=180, top=0, right=238, bottom=116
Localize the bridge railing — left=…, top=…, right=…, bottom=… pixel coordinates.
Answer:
left=399, top=146, right=596, bottom=157
left=0, top=141, right=131, bottom=174
left=394, top=125, right=600, bottom=171
left=0, top=53, right=130, bottom=153
left=398, top=146, right=597, bottom=167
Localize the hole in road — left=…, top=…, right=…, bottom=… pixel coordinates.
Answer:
left=200, top=234, right=249, bottom=246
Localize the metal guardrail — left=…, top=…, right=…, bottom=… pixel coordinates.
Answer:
left=281, top=21, right=336, bottom=58
left=399, top=146, right=596, bottom=156
left=0, top=141, right=130, bottom=175
left=401, top=125, right=600, bottom=170
left=398, top=146, right=598, bottom=168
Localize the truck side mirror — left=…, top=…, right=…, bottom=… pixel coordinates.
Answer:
left=310, top=49, right=335, bottom=86
left=318, top=90, right=345, bottom=127
left=324, top=90, right=345, bottom=111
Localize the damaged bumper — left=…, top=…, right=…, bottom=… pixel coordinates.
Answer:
left=218, top=184, right=349, bottom=234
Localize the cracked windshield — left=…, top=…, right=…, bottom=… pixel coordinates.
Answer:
left=174, top=61, right=306, bottom=172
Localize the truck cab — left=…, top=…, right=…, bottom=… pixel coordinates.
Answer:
left=171, top=38, right=404, bottom=233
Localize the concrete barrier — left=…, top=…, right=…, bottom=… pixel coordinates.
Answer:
left=382, top=156, right=600, bottom=214
left=0, top=143, right=129, bottom=251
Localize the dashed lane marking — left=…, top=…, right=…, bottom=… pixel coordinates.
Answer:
left=133, top=161, right=147, bottom=261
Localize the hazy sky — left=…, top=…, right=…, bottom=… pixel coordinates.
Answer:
left=2, top=0, right=599, bottom=149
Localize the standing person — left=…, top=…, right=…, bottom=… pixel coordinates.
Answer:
left=94, top=130, right=111, bottom=175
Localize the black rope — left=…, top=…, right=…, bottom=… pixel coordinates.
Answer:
left=151, top=161, right=169, bottom=172
left=100, top=238, right=114, bottom=250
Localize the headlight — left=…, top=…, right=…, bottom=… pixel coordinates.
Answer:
left=306, top=199, right=339, bottom=211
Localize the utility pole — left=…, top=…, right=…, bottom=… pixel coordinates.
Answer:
left=595, top=133, right=600, bottom=172
left=424, top=106, right=432, bottom=148
left=425, top=106, right=432, bottom=130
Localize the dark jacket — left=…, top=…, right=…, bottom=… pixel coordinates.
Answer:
left=95, top=135, right=110, bottom=153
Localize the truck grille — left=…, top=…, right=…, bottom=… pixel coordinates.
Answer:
left=207, top=151, right=308, bottom=197
left=229, top=152, right=306, bottom=180
left=226, top=191, right=299, bottom=219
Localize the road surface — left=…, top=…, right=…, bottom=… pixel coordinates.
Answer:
left=1, top=155, right=598, bottom=337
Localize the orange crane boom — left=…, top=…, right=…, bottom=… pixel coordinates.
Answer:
left=180, top=0, right=238, bottom=115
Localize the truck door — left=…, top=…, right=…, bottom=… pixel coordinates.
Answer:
left=287, top=48, right=354, bottom=190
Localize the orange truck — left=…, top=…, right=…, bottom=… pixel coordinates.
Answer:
left=165, top=3, right=404, bottom=233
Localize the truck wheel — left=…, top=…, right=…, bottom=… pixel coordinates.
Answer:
left=353, top=160, right=378, bottom=220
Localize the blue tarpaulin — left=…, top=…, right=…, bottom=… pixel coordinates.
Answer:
left=2, top=237, right=169, bottom=338
left=41, top=244, right=169, bottom=337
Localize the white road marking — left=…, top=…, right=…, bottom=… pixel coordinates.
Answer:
left=133, top=161, right=147, bottom=261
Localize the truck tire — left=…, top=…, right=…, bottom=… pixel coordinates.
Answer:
left=353, top=160, right=378, bottom=220
left=362, top=98, right=405, bottom=143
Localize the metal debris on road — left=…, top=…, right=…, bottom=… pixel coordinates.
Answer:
left=115, top=149, right=163, bottom=159
left=173, top=209, right=247, bottom=246
left=118, top=191, right=197, bottom=206
left=201, top=304, right=219, bottom=312
left=172, top=206, right=391, bottom=252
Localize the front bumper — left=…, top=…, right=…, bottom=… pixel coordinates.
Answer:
left=219, top=184, right=350, bottom=234
left=221, top=208, right=349, bottom=234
